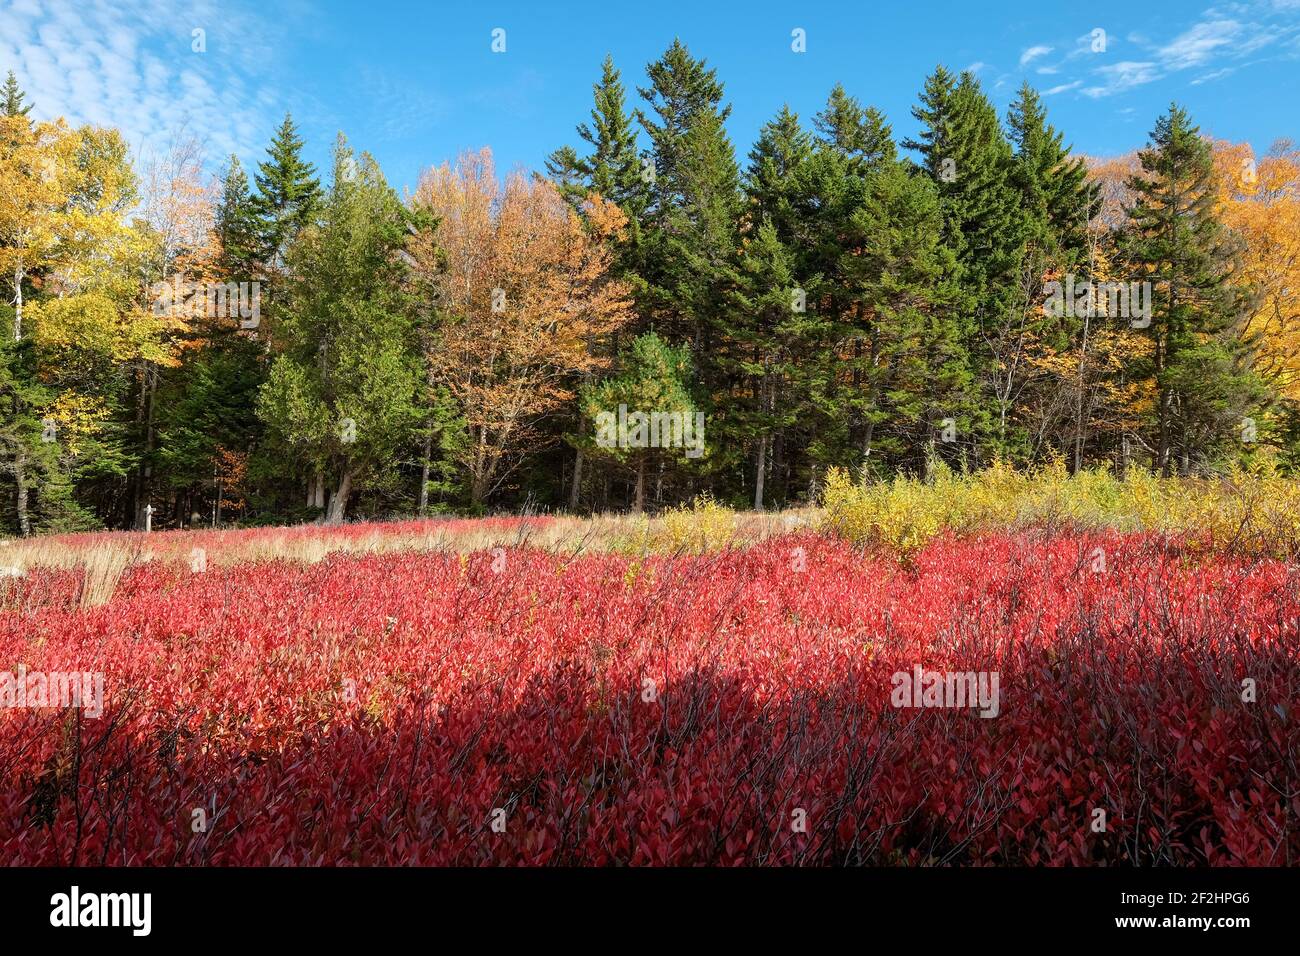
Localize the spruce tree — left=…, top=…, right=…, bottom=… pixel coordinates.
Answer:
left=813, top=83, right=895, bottom=170
left=842, top=160, right=963, bottom=473
left=729, top=107, right=819, bottom=506
left=1007, top=81, right=1097, bottom=266
left=905, top=67, right=1027, bottom=460
left=638, top=39, right=732, bottom=216
left=546, top=56, right=644, bottom=215
left=637, top=40, right=740, bottom=350
left=746, top=105, right=813, bottom=228
left=215, top=155, right=262, bottom=278
left=545, top=55, right=650, bottom=509
left=1123, top=103, right=1263, bottom=474
left=543, top=145, right=587, bottom=207
left=1, top=70, right=31, bottom=118
left=252, top=113, right=323, bottom=263
left=159, top=154, right=270, bottom=521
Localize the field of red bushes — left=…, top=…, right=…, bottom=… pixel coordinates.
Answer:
left=2, top=527, right=1297, bottom=865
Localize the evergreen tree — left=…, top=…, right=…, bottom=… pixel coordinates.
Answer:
left=257, top=137, right=421, bottom=523
left=543, top=145, right=587, bottom=206
left=745, top=105, right=813, bottom=228
left=840, top=160, right=962, bottom=473
left=0, top=70, right=31, bottom=118
left=729, top=219, right=804, bottom=508
left=905, top=67, right=1027, bottom=460
left=547, top=56, right=644, bottom=216
left=1122, top=104, right=1264, bottom=474
left=1007, top=81, right=1097, bottom=266
left=252, top=113, right=323, bottom=263
left=155, top=333, right=266, bottom=519
left=545, top=55, right=651, bottom=509
left=215, top=155, right=262, bottom=277
left=727, top=107, right=819, bottom=506
left=637, top=40, right=740, bottom=351
left=638, top=39, right=731, bottom=215
left=581, top=332, right=700, bottom=512
left=0, top=336, right=48, bottom=535
left=813, top=83, right=895, bottom=170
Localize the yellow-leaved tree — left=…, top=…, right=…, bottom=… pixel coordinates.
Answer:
left=1212, top=139, right=1300, bottom=401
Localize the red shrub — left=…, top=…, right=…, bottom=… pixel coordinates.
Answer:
left=1, top=529, right=1296, bottom=865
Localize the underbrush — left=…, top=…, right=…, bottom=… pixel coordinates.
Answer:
left=821, top=459, right=1300, bottom=557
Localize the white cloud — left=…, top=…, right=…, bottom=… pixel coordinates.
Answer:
left=1019, top=44, right=1053, bottom=66
left=1190, top=66, right=1237, bottom=83
left=1082, top=61, right=1159, bottom=98
left=0, top=0, right=283, bottom=171
left=1044, top=80, right=1083, bottom=95
left=1157, top=19, right=1242, bottom=70
left=1063, top=1, right=1300, bottom=97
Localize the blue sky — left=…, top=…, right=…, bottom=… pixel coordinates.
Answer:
left=1, top=0, right=1298, bottom=193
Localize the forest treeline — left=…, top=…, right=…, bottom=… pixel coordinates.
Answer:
left=2, top=42, right=1298, bottom=532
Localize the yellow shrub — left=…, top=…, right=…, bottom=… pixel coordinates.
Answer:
left=654, top=494, right=739, bottom=554
left=820, top=460, right=1300, bottom=557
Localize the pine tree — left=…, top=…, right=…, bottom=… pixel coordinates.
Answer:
left=215, top=155, right=262, bottom=277
left=581, top=332, right=700, bottom=512
left=1007, top=81, right=1097, bottom=266
left=905, top=67, right=1028, bottom=460
left=1123, top=103, right=1263, bottom=474
left=252, top=114, right=323, bottom=263
left=258, top=137, right=421, bottom=522
left=557, top=56, right=644, bottom=210
left=1, top=70, right=31, bottom=118
left=813, top=83, right=895, bottom=169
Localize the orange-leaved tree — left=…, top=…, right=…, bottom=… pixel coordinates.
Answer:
left=410, top=147, right=633, bottom=505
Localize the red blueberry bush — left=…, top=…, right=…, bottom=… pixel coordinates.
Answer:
left=1, top=527, right=1296, bottom=865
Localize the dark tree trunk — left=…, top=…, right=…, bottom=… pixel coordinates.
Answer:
left=569, top=447, right=584, bottom=511
left=326, top=469, right=354, bottom=525
left=418, top=429, right=432, bottom=516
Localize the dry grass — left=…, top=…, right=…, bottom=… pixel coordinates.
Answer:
left=78, top=545, right=134, bottom=609
left=0, top=506, right=817, bottom=594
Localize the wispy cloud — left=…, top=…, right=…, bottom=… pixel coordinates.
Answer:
left=1044, top=80, right=1083, bottom=95
left=1156, top=19, right=1242, bottom=69
left=1019, top=44, right=1053, bottom=66
left=1028, top=1, right=1300, bottom=98
left=0, top=0, right=283, bottom=169
left=1082, top=61, right=1159, bottom=98
left=1190, top=65, right=1237, bottom=84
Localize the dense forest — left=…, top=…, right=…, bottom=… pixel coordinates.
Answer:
left=1, top=42, right=1297, bottom=533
